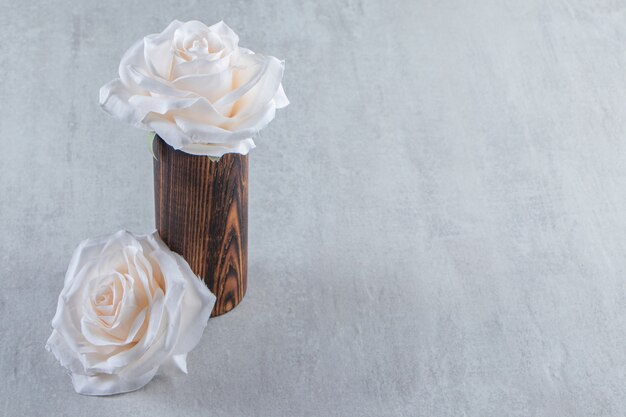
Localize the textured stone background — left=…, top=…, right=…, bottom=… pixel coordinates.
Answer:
left=2, top=0, right=626, bottom=416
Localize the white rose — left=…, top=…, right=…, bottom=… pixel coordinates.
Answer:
left=45, top=230, right=215, bottom=396
left=99, top=20, right=289, bottom=157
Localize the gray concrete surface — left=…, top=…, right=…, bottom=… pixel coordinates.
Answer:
left=2, top=0, right=626, bottom=415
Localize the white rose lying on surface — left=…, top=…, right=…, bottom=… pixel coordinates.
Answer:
left=99, top=20, right=289, bottom=157
left=45, top=230, right=215, bottom=396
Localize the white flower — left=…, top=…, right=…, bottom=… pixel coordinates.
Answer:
left=99, top=20, right=289, bottom=157
left=45, top=230, right=215, bottom=396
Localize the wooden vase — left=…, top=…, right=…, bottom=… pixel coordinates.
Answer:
left=153, top=135, right=247, bottom=317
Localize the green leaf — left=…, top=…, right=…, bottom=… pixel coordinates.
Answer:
left=147, top=132, right=157, bottom=160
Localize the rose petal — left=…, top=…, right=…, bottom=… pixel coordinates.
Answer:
left=126, top=66, right=193, bottom=98
left=99, top=79, right=149, bottom=129
left=45, top=330, right=85, bottom=375
left=128, top=95, right=226, bottom=127
left=159, top=353, right=188, bottom=375
left=118, top=39, right=148, bottom=93
left=221, top=100, right=277, bottom=133
left=212, top=53, right=268, bottom=110
left=86, top=288, right=166, bottom=374
left=171, top=52, right=233, bottom=78
left=172, top=353, right=188, bottom=374
left=70, top=366, right=159, bottom=396
left=170, top=252, right=215, bottom=354
left=142, top=20, right=183, bottom=79
left=208, top=21, right=239, bottom=50
left=173, top=115, right=254, bottom=143
left=142, top=116, right=193, bottom=149
left=145, top=20, right=184, bottom=45
left=172, top=69, right=233, bottom=102
left=181, top=139, right=256, bottom=157
left=273, top=83, right=290, bottom=109
left=228, top=56, right=285, bottom=119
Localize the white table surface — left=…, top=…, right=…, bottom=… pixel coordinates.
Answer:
left=2, top=0, right=626, bottom=416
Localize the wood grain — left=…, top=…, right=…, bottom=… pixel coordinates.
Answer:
left=153, top=135, right=247, bottom=317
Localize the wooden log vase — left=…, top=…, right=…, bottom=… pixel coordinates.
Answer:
left=153, top=135, right=247, bottom=317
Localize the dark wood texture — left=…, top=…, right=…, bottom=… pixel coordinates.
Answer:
left=153, top=135, right=247, bottom=317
